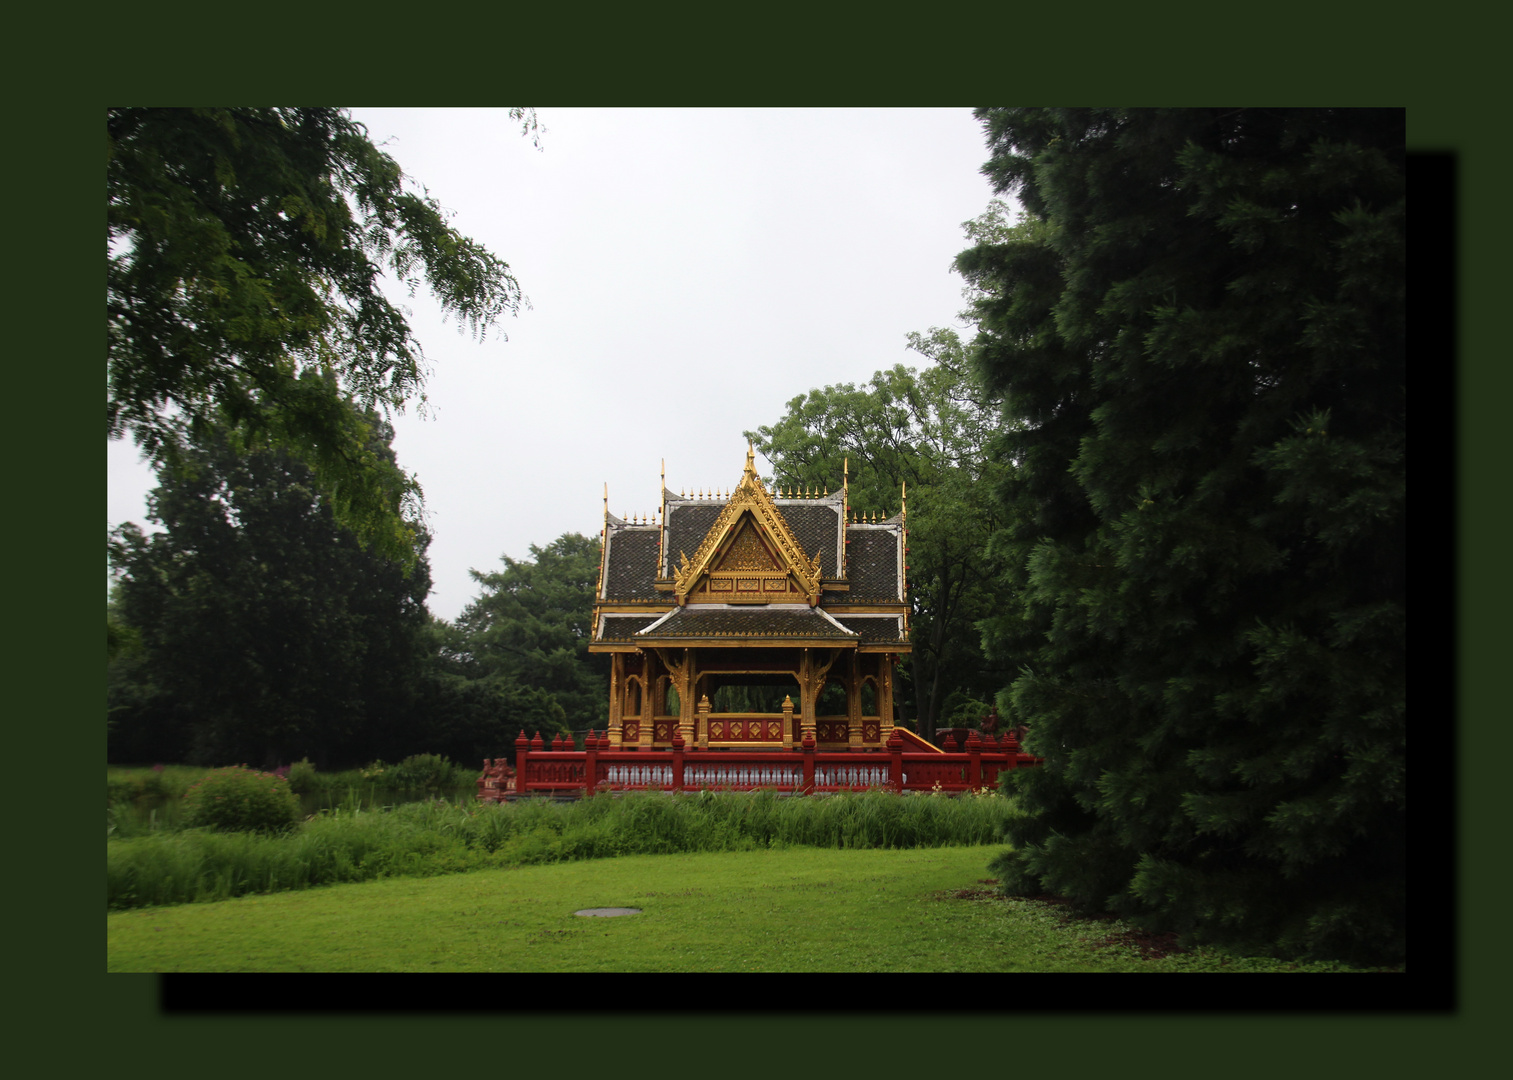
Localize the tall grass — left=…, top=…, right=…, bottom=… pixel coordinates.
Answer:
left=107, top=789, right=1023, bottom=910
left=107, top=760, right=477, bottom=839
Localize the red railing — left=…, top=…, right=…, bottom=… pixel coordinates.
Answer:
left=479, top=729, right=1041, bottom=800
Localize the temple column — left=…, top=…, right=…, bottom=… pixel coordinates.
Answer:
left=846, top=651, right=863, bottom=750
left=879, top=653, right=896, bottom=738
left=608, top=653, right=624, bottom=746
left=697, top=694, right=711, bottom=750
left=797, top=650, right=819, bottom=746
left=639, top=649, right=656, bottom=749
left=678, top=649, right=697, bottom=748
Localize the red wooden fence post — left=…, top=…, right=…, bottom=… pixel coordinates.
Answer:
left=672, top=731, right=685, bottom=793
left=888, top=730, right=904, bottom=794
left=584, top=730, right=599, bottom=796
left=514, top=732, right=530, bottom=795
left=967, top=731, right=982, bottom=789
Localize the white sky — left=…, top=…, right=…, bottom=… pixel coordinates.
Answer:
left=107, top=107, right=1005, bottom=623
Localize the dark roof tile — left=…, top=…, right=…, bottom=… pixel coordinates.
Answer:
left=602, top=528, right=662, bottom=601
left=663, top=503, right=723, bottom=575
left=833, top=615, right=906, bottom=643
left=779, top=503, right=842, bottom=577
left=845, top=527, right=900, bottom=601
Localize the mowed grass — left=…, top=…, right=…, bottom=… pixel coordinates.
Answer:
left=106, top=846, right=1381, bottom=973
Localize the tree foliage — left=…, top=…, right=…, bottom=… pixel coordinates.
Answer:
left=107, top=394, right=433, bottom=769
left=960, top=108, right=1404, bottom=963
left=747, top=329, right=1007, bottom=735
left=107, top=107, right=533, bottom=563
left=446, top=534, right=609, bottom=734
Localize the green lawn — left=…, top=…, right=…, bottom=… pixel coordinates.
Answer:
left=106, top=846, right=1382, bottom=972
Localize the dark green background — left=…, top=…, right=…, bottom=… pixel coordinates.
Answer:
left=40, top=17, right=1484, bottom=1068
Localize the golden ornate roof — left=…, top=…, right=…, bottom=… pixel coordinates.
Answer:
left=672, top=445, right=823, bottom=607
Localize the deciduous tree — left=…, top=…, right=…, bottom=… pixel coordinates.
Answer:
left=108, top=388, right=432, bottom=768
left=107, top=107, right=535, bottom=563
left=747, top=332, right=1006, bottom=735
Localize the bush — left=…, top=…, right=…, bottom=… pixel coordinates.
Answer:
left=183, top=765, right=302, bottom=834
left=287, top=758, right=318, bottom=794
left=388, top=753, right=457, bottom=791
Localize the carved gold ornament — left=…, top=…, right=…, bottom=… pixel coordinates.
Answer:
left=672, top=449, right=823, bottom=605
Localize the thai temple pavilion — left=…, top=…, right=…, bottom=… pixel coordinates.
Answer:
left=589, top=446, right=921, bottom=753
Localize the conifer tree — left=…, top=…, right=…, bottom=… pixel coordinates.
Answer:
left=959, top=109, right=1404, bottom=962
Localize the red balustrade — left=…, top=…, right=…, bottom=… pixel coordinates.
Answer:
left=478, top=728, right=1041, bottom=801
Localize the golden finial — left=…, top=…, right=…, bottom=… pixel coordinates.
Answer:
left=901, top=481, right=907, bottom=522
left=603, top=482, right=609, bottom=523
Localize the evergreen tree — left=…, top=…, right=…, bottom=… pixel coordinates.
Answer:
left=959, top=109, right=1404, bottom=963
left=108, top=385, right=432, bottom=768
left=449, top=534, right=610, bottom=732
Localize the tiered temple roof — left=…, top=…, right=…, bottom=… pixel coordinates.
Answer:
left=588, top=446, right=911, bottom=754
left=591, top=447, right=909, bottom=652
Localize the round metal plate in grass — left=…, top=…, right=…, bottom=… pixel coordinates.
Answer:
left=574, top=907, right=642, bottom=917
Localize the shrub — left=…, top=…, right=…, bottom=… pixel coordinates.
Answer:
left=287, top=758, right=318, bottom=794
left=388, top=753, right=456, bottom=791
left=183, top=765, right=302, bottom=834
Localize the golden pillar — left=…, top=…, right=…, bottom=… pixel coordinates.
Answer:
left=639, top=649, right=656, bottom=749
left=608, top=652, right=624, bottom=746
left=879, top=653, right=896, bottom=738
left=846, top=652, right=863, bottom=749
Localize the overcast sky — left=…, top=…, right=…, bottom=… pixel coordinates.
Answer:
left=107, top=107, right=1007, bottom=623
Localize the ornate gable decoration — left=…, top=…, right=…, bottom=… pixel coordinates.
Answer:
left=672, top=447, right=824, bottom=606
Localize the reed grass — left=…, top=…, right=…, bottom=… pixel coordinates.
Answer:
left=107, top=789, right=1024, bottom=910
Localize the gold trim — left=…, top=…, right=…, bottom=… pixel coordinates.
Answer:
left=673, top=452, right=822, bottom=606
